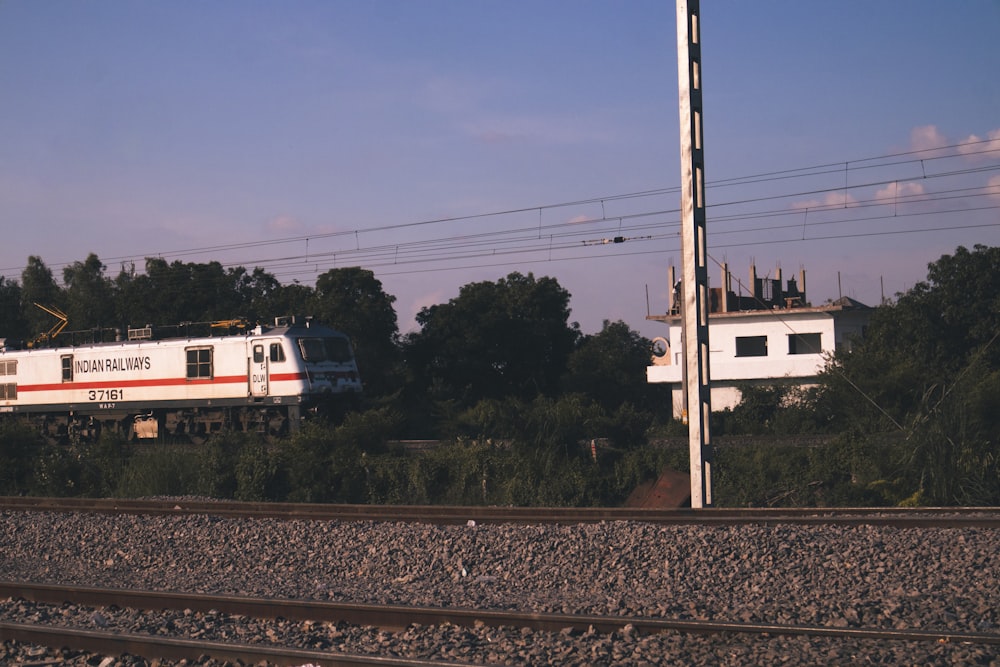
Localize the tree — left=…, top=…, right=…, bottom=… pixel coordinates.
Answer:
left=562, top=319, right=660, bottom=412
left=232, top=267, right=287, bottom=324
left=126, top=258, right=186, bottom=325
left=63, top=253, right=115, bottom=331
left=822, top=244, right=1000, bottom=431
left=0, top=276, right=27, bottom=342
left=20, top=256, right=63, bottom=340
left=271, top=282, right=316, bottom=320
left=817, top=244, right=1000, bottom=504
left=123, top=258, right=246, bottom=325
left=313, top=267, right=400, bottom=397
left=112, top=262, right=147, bottom=329
left=186, top=261, right=244, bottom=321
left=917, top=244, right=1000, bottom=370
left=404, top=272, right=578, bottom=407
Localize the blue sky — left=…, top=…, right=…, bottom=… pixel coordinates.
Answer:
left=1, top=1, right=998, bottom=339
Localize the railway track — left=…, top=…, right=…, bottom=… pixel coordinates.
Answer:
left=2, top=500, right=998, bottom=664
left=2, top=582, right=999, bottom=666
left=3, top=496, right=999, bottom=527
left=4, top=581, right=1000, bottom=643
left=1, top=622, right=446, bottom=667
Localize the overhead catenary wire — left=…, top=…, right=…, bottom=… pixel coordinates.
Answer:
left=3, top=139, right=997, bottom=290
left=101, top=162, right=1000, bottom=284
left=220, top=177, right=1000, bottom=281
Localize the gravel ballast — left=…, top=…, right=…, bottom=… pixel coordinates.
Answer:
left=1, top=509, right=998, bottom=665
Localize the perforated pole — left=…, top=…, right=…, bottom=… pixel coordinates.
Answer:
left=676, top=0, right=713, bottom=507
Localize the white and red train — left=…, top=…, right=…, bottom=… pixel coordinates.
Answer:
left=0, top=316, right=362, bottom=442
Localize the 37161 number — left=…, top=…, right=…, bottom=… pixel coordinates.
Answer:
left=88, top=389, right=123, bottom=401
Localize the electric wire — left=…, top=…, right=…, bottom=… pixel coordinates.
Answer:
left=2, top=139, right=996, bottom=296
left=98, top=162, right=999, bottom=283
left=7, top=139, right=992, bottom=437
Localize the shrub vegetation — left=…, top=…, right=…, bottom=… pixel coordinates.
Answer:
left=2, top=246, right=998, bottom=506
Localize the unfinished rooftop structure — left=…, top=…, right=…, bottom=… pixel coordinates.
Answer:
left=647, top=262, right=872, bottom=418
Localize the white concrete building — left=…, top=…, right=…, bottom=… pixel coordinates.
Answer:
left=646, top=263, right=872, bottom=419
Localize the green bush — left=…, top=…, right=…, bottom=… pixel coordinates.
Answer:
left=115, top=445, right=204, bottom=498
left=4, top=387, right=993, bottom=507
left=235, top=438, right=281, bottom=501
left=0, top=420, right=46, bottom=495
left=194, top=432, right=243, bottom=499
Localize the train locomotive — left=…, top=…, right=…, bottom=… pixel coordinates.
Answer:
left=0, top=316, right=362, bottom=443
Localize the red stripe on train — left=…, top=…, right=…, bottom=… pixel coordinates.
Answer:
left=16, top=373, right=306, bottom=393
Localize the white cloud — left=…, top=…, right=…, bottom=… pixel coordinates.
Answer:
left=957, top=128, right=1000, bottom=161
left=907, top=124, right=1000, bottom=162
left=909, top=125, right=948, bottom=152
left=266, top=215, right=304, bottom=234
left=989, top=174, right=1000, bottom=202
left=874, top=181, right=927, bottom=203
left=792, top=192, right=859, bottom=210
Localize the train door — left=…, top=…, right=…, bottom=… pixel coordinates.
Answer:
left=250, top=342, right=269, bottom=397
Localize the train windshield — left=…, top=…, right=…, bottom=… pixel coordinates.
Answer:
left=297, top=337, right=353, bottom=363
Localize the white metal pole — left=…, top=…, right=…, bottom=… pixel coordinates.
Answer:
left=676, top=0, right=713, bottom=507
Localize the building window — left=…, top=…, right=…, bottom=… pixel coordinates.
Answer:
left=788, top=333, right=822, bottom=355
left=270, top=343, right=286, bottom=362
left=735, top=335, right=768, bottom=357
left=186, top=347, right=213, bottom=379
left=61, top=355, right=73, bottom=382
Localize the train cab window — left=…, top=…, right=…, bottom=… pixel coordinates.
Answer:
left=61, top=355, right=73, bottom=382
left=269, top=343, right=286, bottom=363
left=298, top=337, right=352, bottom=363
left=253, top=345, right=265, bottom=364
left=186, top=347, right=213, bottom=379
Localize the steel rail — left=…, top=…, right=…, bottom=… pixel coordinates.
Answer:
left=2, top=496, right=999, bottom=527
left=3, top=582, right=999, bottom=646
left=0, top=622, right=480, bottom=667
